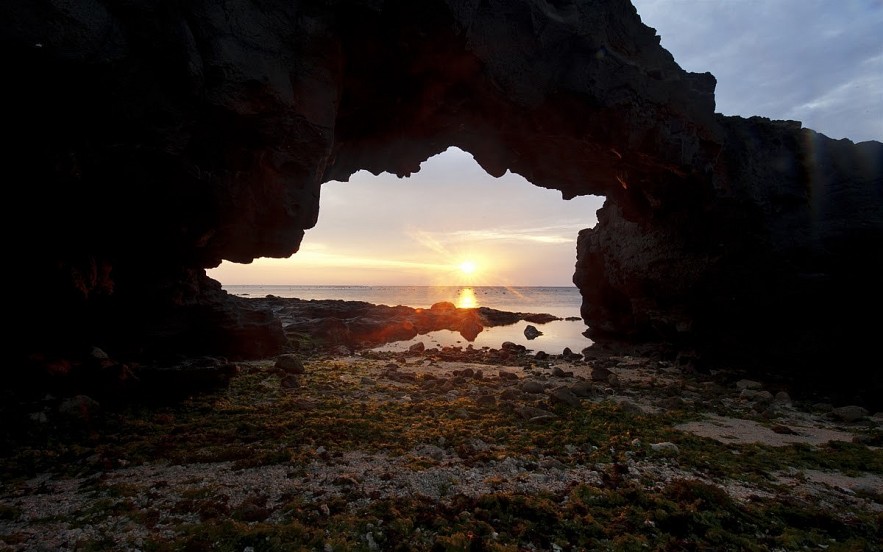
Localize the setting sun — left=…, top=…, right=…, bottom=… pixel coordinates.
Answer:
left=459, top=260, right=477, bottom=274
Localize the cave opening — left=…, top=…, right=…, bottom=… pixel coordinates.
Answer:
left=208, top=146, right=605, bottom=353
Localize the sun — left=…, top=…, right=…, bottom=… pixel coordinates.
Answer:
left=459, top=260, right=477, bottom=275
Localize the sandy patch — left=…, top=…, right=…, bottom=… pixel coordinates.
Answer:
left=674, top=413, right=857, bottom=447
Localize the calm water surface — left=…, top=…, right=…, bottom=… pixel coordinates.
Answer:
left=224, top=285, right=593, bottom=354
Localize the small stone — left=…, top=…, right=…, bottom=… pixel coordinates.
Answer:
left=275, top=354, right=305, bottom=374
left=535, top=351, right=548, bottom=360
left=549, top=387, right=581, bottom=407
left=58, top=395, right=100, bottom=421
left=515, top=406, right=557, bottom=421
left=500, top=389, right=521, bottom=401
left=831, top=405, right=869, bottom=422
left=650, top=442, right=680, bottom=455
left=498, top=371, right=519, bottom=381
left=280, top=375, right=300, bottom=389
left=591, top=367, right=612, bottom=382
left=569, top=381, right=594, bottom=397
left=774, top=391, right=792, bottom=404
left=736, top=379, right=762, bottom=390
left=753, top=390, right=774, bottom=404
left=408, top=342, right=425, bottom=353
left=660, top=396, right=685, bottom=410
left=520, top=380, right=545, bottom=394
left=606, top=373, right=620, bottom=387
left=617, top=399, right=645, bottom=415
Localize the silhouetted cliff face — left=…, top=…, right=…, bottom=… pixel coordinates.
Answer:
left=575, top=117, right=883, bottom=384
left=3, top=1, right=881, bottom=393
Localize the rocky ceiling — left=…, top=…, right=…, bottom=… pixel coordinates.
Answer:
left=3, top=0, right=881, bottom=398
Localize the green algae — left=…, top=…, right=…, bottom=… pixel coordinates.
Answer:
left=2, top=355, right=881, bottom=551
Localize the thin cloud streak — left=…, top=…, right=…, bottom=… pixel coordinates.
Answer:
left=241, top=250, right=451, bottom=273
left=445, top=229, right=574, bottom=245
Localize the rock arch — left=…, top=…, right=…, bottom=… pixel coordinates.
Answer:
left=4, top=0, right=881, bottom=400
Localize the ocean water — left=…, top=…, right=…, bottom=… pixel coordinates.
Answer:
left=223, top=285, right=593, bottom=354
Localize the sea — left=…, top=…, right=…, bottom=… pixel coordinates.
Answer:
left=223, top=285, right=593, bottom=354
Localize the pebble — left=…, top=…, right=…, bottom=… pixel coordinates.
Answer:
left=650, top=442, right=680, bottom=455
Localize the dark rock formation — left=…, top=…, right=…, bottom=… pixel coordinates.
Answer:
left=251, top=297, right=560, bottom=350
left=574, top=117, right=883, bottom=398
left=3, top=1, right=881, bottom=401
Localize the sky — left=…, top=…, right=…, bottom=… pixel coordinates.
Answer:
left=209, top=0, right=883, bottom=287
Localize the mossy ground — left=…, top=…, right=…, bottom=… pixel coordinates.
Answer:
left=1, top=350, right=881, bottom=551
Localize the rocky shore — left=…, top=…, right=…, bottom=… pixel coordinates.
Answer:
left=255, top=295, right=563, bottom=351
left=1, top=300, right=881, bottom=551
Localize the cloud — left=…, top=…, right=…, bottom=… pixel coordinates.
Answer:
left=444, top=225, right=582, bottom=245
left=631, top=0, right=883, bottom=142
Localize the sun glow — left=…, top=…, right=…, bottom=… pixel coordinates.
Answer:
left=459, top=260, right=477, bottom=275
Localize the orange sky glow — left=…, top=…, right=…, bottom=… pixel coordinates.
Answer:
left=208, top=147, right=604, bottom=287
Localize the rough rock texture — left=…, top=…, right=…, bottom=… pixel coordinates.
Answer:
left=3, top=1, right=881, bottom=399
left=575, top=116, right=883, bottom=398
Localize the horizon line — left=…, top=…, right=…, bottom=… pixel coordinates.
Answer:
left=219, top=283, right=580, bottom=288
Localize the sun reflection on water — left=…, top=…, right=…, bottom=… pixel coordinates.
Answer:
left=456, top=287, right=478, bottom=309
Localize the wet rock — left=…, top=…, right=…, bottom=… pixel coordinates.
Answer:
left=524, top=325, right=542, bottom=339
left=501, top=342, right=527, bottom=353
left=535, top=351, right=548, bottom=360
left=408, top=342, right=425, bottom=353
left=498, top=371, right=519, bottom=381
